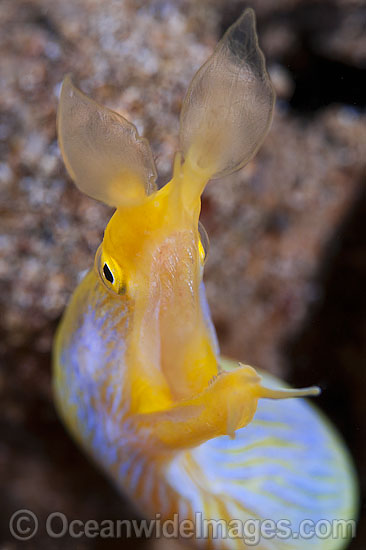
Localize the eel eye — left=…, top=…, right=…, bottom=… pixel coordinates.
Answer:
left=198, top=221, right=209, bottom=264
left=95, top=245, right=126, bottom=295
left=103, top=263, right=114, bottom=283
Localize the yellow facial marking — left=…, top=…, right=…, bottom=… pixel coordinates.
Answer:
left=198, top=221, right=209, bottom=265
left=198, top=239, right=206, bottom=264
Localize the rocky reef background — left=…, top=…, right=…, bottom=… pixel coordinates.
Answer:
left=0, top=0, right=365, bottom=548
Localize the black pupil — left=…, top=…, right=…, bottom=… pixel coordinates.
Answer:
left=103, top=263, right=114, bottom=283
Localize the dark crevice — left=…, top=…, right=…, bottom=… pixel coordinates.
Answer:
left=284, top=186, right=366, bottom=548
left=285, top=44, right=366, bottom=112
left=220, top=1, right=366, bottom=113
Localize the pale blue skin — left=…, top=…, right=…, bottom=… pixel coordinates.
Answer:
left=168, top=385, right=356, bottom=547
left=54, top=272, right=218, bottom=472
left=54, top=269, right=357, bottom=550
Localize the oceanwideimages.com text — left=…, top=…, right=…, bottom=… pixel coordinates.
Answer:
left=9, top=510, right=356, bottom=545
